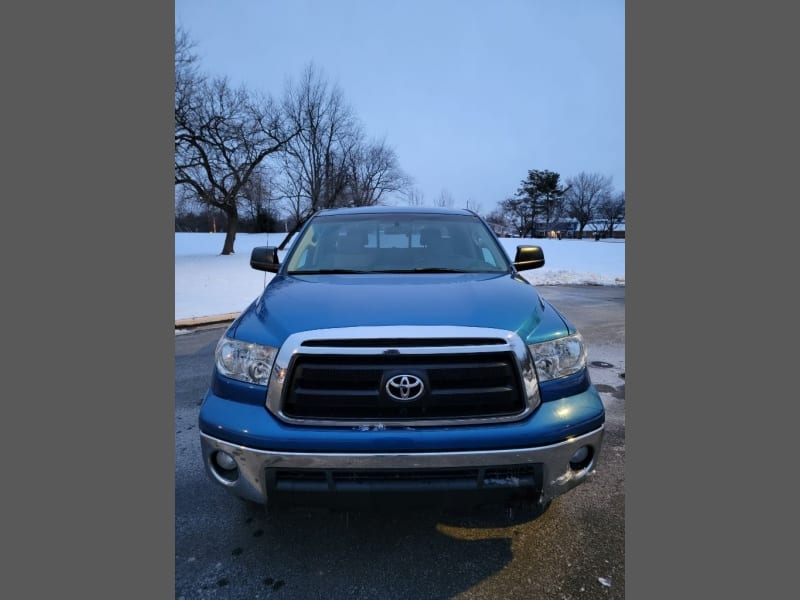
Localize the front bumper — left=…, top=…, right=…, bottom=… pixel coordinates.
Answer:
left=200, top=425, right=604, bottom=507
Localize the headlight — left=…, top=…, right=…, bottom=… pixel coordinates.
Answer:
left=215, top=336, right=277, bottom=386
left=528, top=333, right=587, bottom=382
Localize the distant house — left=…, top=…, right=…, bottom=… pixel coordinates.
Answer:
left=587, top=220, right=626, bottom=239
left=534, top=217, right=578, bottom=239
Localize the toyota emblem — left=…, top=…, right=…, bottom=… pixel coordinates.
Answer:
left=385, top=374, right=425, bottom=402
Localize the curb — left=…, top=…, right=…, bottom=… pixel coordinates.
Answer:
left=175, top=312, right=240, bottom=329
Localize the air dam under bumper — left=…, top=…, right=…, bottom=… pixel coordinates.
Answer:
left=201, top=425, right=604, bottom=507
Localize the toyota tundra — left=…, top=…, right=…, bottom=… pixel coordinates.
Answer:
left=199, top=206, right=605, bottom=513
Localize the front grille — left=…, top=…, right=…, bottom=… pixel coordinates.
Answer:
left=282, top=351, right=524, bottom=420
left=265, top=326, right=540, bottom=427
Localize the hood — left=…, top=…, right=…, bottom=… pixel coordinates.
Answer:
left=229, top=273, right=568, bottom=346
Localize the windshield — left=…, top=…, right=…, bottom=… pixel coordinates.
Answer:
left=285, top=213, right=511, bottom=274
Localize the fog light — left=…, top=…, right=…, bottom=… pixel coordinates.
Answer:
left=569, top=446, right=592, bottom=470
left=214, top=451, right=237, bottom=471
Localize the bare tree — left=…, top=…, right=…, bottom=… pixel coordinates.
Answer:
left=485, top=207, right=512, bottom=237
left=597, top=191, right=625, bottom=237
left=563, top=172, right=614, bottom=238
left=434, top=189, right=455, bottom=208
left=175, top=28, right=204, bottom=149
left=175, top=73, right=299, bottom=254
left=279, top=164, right=308, bottom=231
left=277, top=64, right=359, bottom=222
left=346, top=138, right=412, bottom=206
left=174, top=29, right=299, bottom=253
left=404, top=187, right=426, bottom=207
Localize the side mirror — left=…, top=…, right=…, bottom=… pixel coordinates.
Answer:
left=513, top=245, right=545, bottom=271
left=250, top=246, right=280, bottom=273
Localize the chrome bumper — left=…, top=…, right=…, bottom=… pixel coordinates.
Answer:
left=200, top=425, right=604, bottom=507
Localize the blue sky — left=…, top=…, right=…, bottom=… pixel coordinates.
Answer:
left=175, top=0, right=624, bottom=215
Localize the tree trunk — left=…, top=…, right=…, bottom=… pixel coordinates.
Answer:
left=221, top=209, right=238, bottom=255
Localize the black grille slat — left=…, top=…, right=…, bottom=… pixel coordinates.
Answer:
left=290, top=389, right=379, bottom=410
left=292, top=388, right=379, bottom=398
left=429, top=387, right=516, bottom=404
left=332, top=469, right=479, bottom=482
left=293, top=365, right=382, bottom=391
left=282, top=348, right=525, bottom=421
left=270, top=464, right=542, bottom=494
left=275, top=471, right=327, bottom=482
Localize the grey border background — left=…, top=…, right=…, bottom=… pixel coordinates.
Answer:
left=627, top=2, right=792, bottom=598
left=4, top=2, right=174, bottom=597
left=4, top=0, right=793, bottom=597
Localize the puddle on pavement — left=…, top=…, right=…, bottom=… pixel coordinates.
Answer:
left=594, top=383, right=625, bottom=400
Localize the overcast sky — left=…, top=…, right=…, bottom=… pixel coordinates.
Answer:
left=174, top=0, right=625, bottom=214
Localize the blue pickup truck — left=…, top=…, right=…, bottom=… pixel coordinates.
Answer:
left=199, top=206, right=605, bottom=512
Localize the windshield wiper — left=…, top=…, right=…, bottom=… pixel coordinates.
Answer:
left=289, top=269, right=372, bottom=274
left=372, top=267, right=471, bottom=273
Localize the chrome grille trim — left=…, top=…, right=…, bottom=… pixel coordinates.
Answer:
left=265, top=325, right=540, bottom=427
